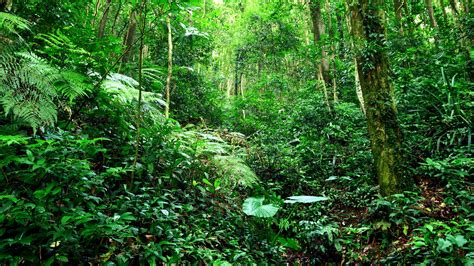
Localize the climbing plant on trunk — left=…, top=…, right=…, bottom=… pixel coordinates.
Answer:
left=347, top=0, right=406, bottom=196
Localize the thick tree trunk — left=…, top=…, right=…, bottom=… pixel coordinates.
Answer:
left=121, top=11, right=137, bottom=65
left=348, top=0, right=405, bottom=196
left=424, top=0, right=438, bottom=28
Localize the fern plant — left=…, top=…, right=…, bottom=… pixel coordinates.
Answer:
left=0, top=51, right=90, bottom=131
left=101, top=72, right=166, bottom=117
left=0, top=12, right=29, bottom=37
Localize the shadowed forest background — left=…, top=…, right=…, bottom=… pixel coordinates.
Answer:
left=0, top=0, right=472, bottom=264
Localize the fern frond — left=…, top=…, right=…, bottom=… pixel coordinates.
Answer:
left=57, top=70, right=91, bottom=101
left=0, top=12, right=29, bottom=35
left=170, top=129, right=259, bottom=189
left=102, top=73, right=166, bottom=111
left=212, top=155, right=259, bottom=188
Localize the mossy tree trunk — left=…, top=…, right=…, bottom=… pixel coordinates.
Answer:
left=347, top=0, right=405, bottom=196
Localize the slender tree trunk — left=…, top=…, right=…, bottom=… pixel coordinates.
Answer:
left=449, top=0, right=459, bottom=13
left=344, top=1, right=366, bottom=115
left=438, top=0, right=449, bottom=24
left=240, top=74, right=245, bottom=98
left=347, top=0, right=405, bottom=196
left=165, top=8, right=173, bottom=118
left=326, top=0, right=338, bottom=102
left=92, top=0, right=101, bottom=26
left=202, top=0, right=206, bottom=18
left=309, top=0, right=331, bottom=111
left=98, top=0, right=112, bottom=38
left=0, top=0, right=12, bottom=11
left=111, top=0, right=123, bottom=35
left=132, top=0, right=147, bottom=185
left=336, top=11, right=345, bottom=59
left=309, top=0, right=330, bottom=84
left=461, top=0, right=471, bottom=13
left=393, top=0, right=405, bottom=35
left=354, top=58, right=366, bottom=115
left=425, top=0, right=438, bottom=28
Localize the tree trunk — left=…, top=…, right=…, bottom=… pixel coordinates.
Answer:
left=344, top=1, right=366, bottom=115
left=461, top=0, right=471, bottom=13
left=0, top=0, right=12, bottom=11
left=165, top=11, right=173, bottom=118
left=309, top=0, right=330, bottom=84
left=347, top=0, right=405, bottom=196
left=111, top=0, right=123, bottom=35
left=438, top=0, right=449, bottom=24
left=425, top=0, right=438, bottom=28
left=354, top=58, right=366, bottom=115
left=121, top=11, right=137, bottom=65
left=449, top=0, right=459, bottom=13
left=98, top=0, right=112, bottom=38
left=325, top=0, right=338, bottom=102
left=393, top=0, right=405, bottom=34
left=336, top=11, right=345, bottom=59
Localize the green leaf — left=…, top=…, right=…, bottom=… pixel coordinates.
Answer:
left=284, top=195, right=328, bottom=204
left=447, top=234, right=468, bottom=248
left=436, top=238, right=453, bottom=253
left=0, top=195, right=18, bottom=203
left=243, top=197, right=279, bottom=218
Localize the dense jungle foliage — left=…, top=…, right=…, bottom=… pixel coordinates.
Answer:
left=0, top=0, right=473, bottom=264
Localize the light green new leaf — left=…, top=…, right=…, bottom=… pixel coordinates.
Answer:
left=243, top=197, right=279, bottom=218
left=284, top=195, right=328, bottom=204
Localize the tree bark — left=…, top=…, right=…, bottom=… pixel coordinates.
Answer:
left=165, top=10, right=173, bottom=118
left=424, top=0, right=438, bottom=28
left=0, top=0, right=12, bottom=11
left=449, top=0, right=459, bottom=14
left=344, top=1, right=366, bottom=115
left=347, top=0, right=405, bottom=196
left=111, top=0, right=123, bottom=35
left=309, top=0, right=330, bottom=84
left=121, top=11, right=137, bottom=65
left=325, top=0, right=338, bottom=102
left=336, top=11, right=345, bottom=59
left=393, top=0, right=405, bottom=34
left=98, top=0, right=112, bottom=38
left=438, top=0, right=449, bottom=24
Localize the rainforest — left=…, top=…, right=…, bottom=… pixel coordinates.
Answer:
left=0, top=0, right=472, bottom=264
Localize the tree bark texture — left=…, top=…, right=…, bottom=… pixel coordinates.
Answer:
left=98, top=0, right=112, bottom=38
left=122, top=11, right=137, bottom=64
left=309, top=0, right=330, bottom=85
left=347, top=0, right=405, bottom=196
left=424, top=0, right=438, bottom=28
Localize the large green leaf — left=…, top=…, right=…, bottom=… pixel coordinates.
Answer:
left=243, top=197, right=279, bottom=218
left=284, top=195, right=328, bottom=204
